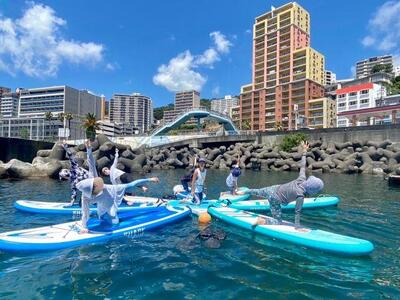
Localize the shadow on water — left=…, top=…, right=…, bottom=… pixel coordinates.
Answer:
left=0, top=170, right=399, bottom=299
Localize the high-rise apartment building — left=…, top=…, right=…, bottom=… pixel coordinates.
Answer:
left=355, top=55, right=393, bottom=79
left=110, top=93, right=153, bottom=133
left=0, top=92, right=19, bottom=118
left=395, top=66, right=400, bottom=77
left=211, top=95, right=239, bottom=115
left=163, top=90, right=200, bottom=123
left=240, top=2, right=325, bottom=131
left=325, top=70, right=336, bottom=85
left=175, top=90, right=200, bottom=112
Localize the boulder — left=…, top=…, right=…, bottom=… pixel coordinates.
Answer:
left=33, top=160, right=63, bottom=178
left=48, top=143, right=65, bottom=160
left=97, top=157, right=111, bottom=171
left=37, top=149, right=51, bottom=158
left=0, top=162, right=8, bottom=179
left=96, top=134, right=111, bottom=146
left=5, top=159, right=40, bottom=178
left=119, top=154, right=147, bottom=173
left=99, top=142, right=115, bottom=157
left=121, top=149, right=135, bottom=159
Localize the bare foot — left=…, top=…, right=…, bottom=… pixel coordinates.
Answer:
left=79, top=228, right=89, bottom=234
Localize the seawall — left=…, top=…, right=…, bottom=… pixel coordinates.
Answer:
left=256, top=124, right=400, bottom=146
left=0, top=137, right=54, bottom=163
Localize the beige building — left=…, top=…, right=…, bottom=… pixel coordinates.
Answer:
left=163, top=90, right=200, bottom=123
left=230, top=105, right=240, bottom=127
left=308, top=97, right=336, bottom=128
left=240, top=2, right=325, bottom=131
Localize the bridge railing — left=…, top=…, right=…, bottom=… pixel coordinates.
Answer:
left=151, top=107, right=237, bottom=135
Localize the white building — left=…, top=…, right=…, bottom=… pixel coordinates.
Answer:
left=0, top=86, right=102, bottom=140
left=336, top=83, right=386, bottom=127
left=211, top=95, right=239, bottom=116
left=0, top=93, right=19, bottom=118
left=110, top=93, right=153, bottom=133
left=355, top=55, right=393, bottom=79
left=395, top=66, right=400, bottom=77
left=324, top=70, right=337, bottom=85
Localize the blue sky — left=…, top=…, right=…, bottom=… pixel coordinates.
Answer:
left=0, top=0, right=398, bottom=107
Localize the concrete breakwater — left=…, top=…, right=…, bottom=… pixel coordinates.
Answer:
left=1, top=134, right=400, bottom=179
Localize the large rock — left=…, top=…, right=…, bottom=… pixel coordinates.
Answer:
left=96, top=157, right=111, bottom=171
left=99, top=142, right=115, bottom=157
left=0, top=162, right=8, bottom=179
left=121, top=149, right=135, bottom=159
left=37, top=149, right=52, bottom=158
left=97, top=134, right=111, bottom=146
left=119, top=154, right=147, bottom=172
left=49, top=143, right=66, bottom=160
left=5, top=159, right=40, bottom=178
left=33, top=160, right=63, bottom=178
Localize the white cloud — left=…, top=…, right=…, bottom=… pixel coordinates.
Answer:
left=0, top=3, right=104, bottom=77
left=195, top=48, right=219, bottom=66
left=105, top=62, right=119, bottom=71
left=153, top=51, right=206, bottom=92
left=350, top=66, right=356, bottom=77
left=212, top=86, right=220, bottom=97
left=210, top=31, right=232, bottom=54
left=362, top=1, right=400, bottom=51
left=245, top=29, right=252, bottom=34
left=153, top=31, right=232, bottom=92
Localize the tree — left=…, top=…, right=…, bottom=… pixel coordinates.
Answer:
left=275, top=121, right=283, bottom=131
left=384, top=76, right=400, bottom=95
left=241, top=120, right=251, bottom=130
left=64, top=113, right=73, bottom=129
left=82, top=113, right=98, bottom=140
left=371, top=63, right=393, bottom=75
left=19, top=128, right=29, bottom=139
left=153, top=103, right=174, bottom=120
left=200, top=99, right=211, bottom=109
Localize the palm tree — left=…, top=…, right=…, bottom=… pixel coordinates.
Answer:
left=65, top=113, right=73, bottom=129
left=82, top=113, right=98, bottom=140
left=44, top=111, right=54, bottom=140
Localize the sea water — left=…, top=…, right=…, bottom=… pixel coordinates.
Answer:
left=0, top=170, right=399, bottom=299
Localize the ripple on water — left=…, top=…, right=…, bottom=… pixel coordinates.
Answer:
left=0, top=171, right=400, bottom=299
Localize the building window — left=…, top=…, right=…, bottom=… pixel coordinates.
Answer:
left=349, top=101, right=357, bottom=106
left=361, top=90, right=369, bottom=94
left=338, top=94, right=345, bottom=99
left=349, top=92, right=357, bottom=96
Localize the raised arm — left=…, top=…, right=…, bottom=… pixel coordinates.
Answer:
left=298, top=141, right=309, bottom=181
left=191, top=169, right=198, bottom=195
left=123, top=177, right=159, bottom=193
left=111, top=148, right=119, bottom=172
left=85, top=140, right=98, bottom=178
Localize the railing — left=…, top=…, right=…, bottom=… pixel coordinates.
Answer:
left=150, top=107, right=237, bottom=135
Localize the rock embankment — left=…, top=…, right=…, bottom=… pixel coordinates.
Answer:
left=1, top=134, right=400, bottom=179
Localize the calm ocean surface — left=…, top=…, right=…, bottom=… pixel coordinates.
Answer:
left=0, top=169, right=399, bottom=299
